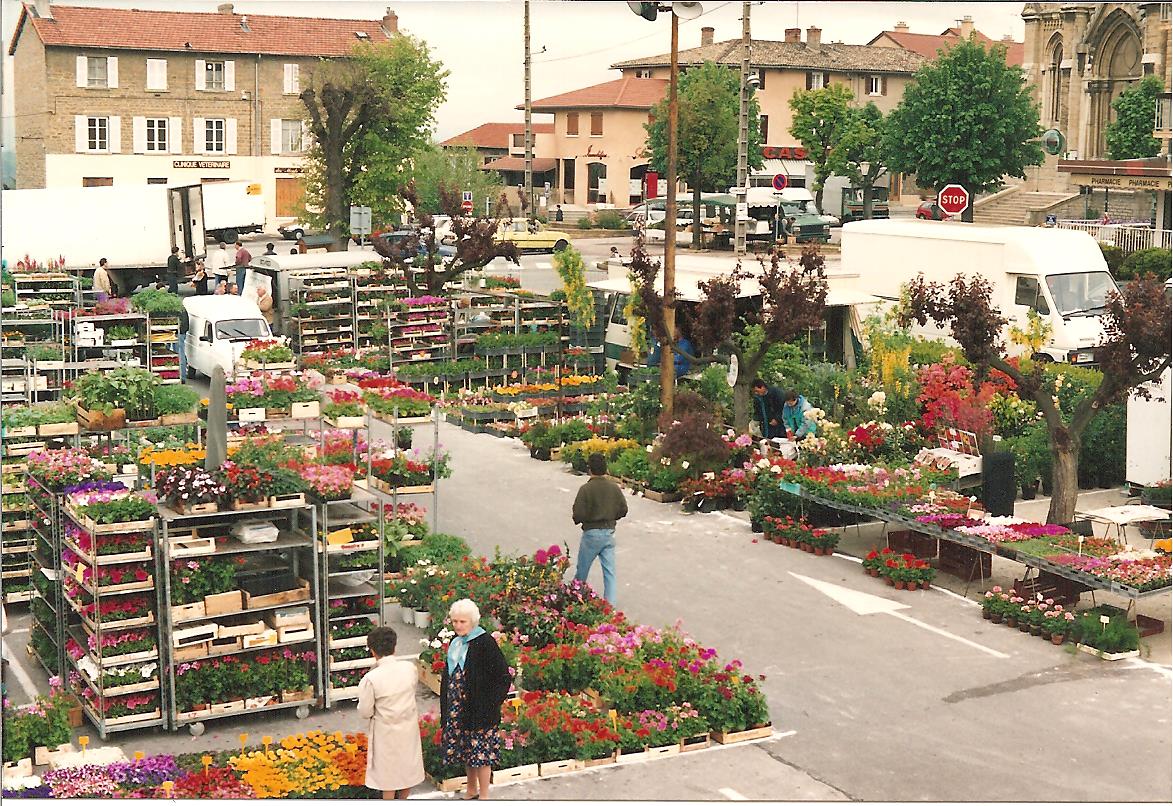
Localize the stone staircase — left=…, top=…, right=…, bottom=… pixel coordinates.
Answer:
left=973, top=188, right=1078, bottom=226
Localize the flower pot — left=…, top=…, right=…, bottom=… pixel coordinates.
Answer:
left=1030, top=625, right=1043, bottom=636
left=1019, top=622, right=1032, bottom=633
left=867, top=568, right=879, bottom=577
left=731, top=498, right=747, bottom=512
left=1050, top=633, right=1066, bottom=646
left=401, top=607, right=414, bottom=625
left=750, top=517, right=763, bottom=533
left=1006, top=618, right=1018, bottom=628
left=1020, top=482, right=1039, bottom=501
left=893, top=580, right=905, bottom=590
left=982, top=610, right=992, bottom=620
left=921, top=580, right=930, bottom=590
left=991, top=614, right=1004, bottom=624
left=885, top=576, right=895, bottom=586
left=532, top=447, right=551, bottom=461
left=414, top=609, right=430, bottom=629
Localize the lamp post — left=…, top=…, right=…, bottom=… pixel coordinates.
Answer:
left=734, top=1, right=752, bottom=257
left=628, top=1, right=701, bottom=417
left=524, top=0, right=534, bottom=221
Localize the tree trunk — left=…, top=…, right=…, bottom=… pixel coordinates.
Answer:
left=1046, top=441, right=1079, bottom=525
left=960, top=182, right=974, bottom=224
left=325, top=150, right=347, bottom=252
left=732, top=378, right=752, bottom=431
left=692, top=182, right=703, bottom=250
left=861, top=182, right=873, bottom=220
left=813, top=181, right=825, bottom=216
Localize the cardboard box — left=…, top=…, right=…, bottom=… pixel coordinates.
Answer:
left=265, top=607, right=311, bottom=630
left=242, top=629, right=279, bottom=649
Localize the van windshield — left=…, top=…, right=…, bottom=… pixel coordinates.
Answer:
left=216, top=319, right=270, bottom=340
left=1045, top=271, right=1118, bottom=316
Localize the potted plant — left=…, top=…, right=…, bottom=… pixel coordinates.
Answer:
left=302, top=464, right=355, bottom=503
left=152, top=384, right=200, bottom=425
left=323, top=389, right=365, bottom=428
left=395, top=426, right=414, bottom=451
left=1141, top=479, right=1172, bottom=508
left=155, top=466, right=224, bottom=515
left=239, top=338, right=295, bottom=368
left=215, top=461, right=269, bottom=509
left=1040, top=605, right=1076, bottom=644
left=106, top=324, right=139, bottom=347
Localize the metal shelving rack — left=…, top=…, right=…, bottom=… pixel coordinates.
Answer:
left=67, top=312, right=149, bottom=382
left=158, top=503, right=320, bottom=735
left=12, top=273, right=79, bottom=311
left=362, top=405, right=441, bottom=530
left=291, top=271, right=354, bottom=358
left=1, top=309, right=66, bottom=403
left=24, top=470, right=68, bottom=678
left=1, top=470, right=35, bottom=604
left=61, top=513, right=166, bottom=738
left=353, top=269, right=408, bottom=351
left=385, top=302, right=451, bottom=370
left=146, top=313, right=182, bottom=385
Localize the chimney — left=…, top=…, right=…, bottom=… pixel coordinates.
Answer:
left=32, top=0, right=53, bottom=18
left=383, top=7, right=398, bottom=34
left=217, top=3, right=234, bottom=14
left=806, top=26, right=821, bottom=48
left=959, top=15, right=975, bottom=38
left=784, top=28, right=801, bottom=44
left=701, top=26, right=714, bottom=46
left=1001, top=34, right=1014, bottom=42
left=894, top=21, right=909, bottom=32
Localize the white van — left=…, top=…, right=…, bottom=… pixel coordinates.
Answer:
left=184, top=296, right=272, bottom=379
left=841, top=219, right=1120, bottom=364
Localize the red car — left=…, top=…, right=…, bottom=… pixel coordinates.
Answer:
left=916, top=200, right=951, bottom=221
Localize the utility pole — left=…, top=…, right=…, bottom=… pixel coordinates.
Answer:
left=734, top=0, right=751, bottom=256
left=523, top=0, right=534, bottom=221
left=660, top=9, right=680, bottom=415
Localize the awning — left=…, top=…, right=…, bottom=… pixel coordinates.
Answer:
left=481, top=156, right=557, bottom=173
left=753, top=158, right=810, bottom=178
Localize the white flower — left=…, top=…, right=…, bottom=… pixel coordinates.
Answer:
left=681, top=460, right=689, bottom=469
left=660, top=457, right=671, bottom=466
left=769, top=465, right=782, bottom=474
left=646, top=445, right=653, bottom=453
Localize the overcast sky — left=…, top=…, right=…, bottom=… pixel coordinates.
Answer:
left=1, top=0, right=1027, bottom=155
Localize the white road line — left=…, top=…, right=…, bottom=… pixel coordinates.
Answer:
left=1123, top=657, right=1173, bottom=681
left=9, top=627, right=30, bottom=634
left=930, top=583, right=981, bottom=606
left=719, top=788, right=748, bottom=800
left=889, top=611, right=1010, bottom=659
left=832, top=552, right=862, bottom=563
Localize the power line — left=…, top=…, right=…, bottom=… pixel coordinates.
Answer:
left=534, top=1, right=732, bottom=64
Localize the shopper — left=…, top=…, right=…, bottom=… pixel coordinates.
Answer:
left=263, top=242, right=277, bottom=256
left=234, top=240, right=252, bottom=293
left=554, top=204, right=564, bottom=223
left=751, top=378, right=787, bottom=439
left=781, top=388, right=818, bottom=439
left=571, top=452, right=628, bottom=604
left=442, top=598, right=511, bottom=801
left=93, top=258, right=115, bottom=297
left=165, top=246, right=183, bottom=294
left=780, top=216, right=796, bottom=245
left=358, top=627, right=425, bottom=800
left=190, top=258, right=210, bottom=295
left=176, top=304, right=190, bottom=383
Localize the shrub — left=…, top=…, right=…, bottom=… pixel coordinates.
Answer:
left=1069, top=609, right=1139, bottom=654
left=419, top=532, right=470, bottom=565
left=1078, top=403, right=1125, bottom=488
left=593, top=210, right=626, bottom=230
left=152, top=384, right=200, bottom=415
left=1098, top=243, right=1125, bottom=275
left=576, top=216, right=595, bottom=230
left=908, top=337, right=960, bottom=367
left=1118, top=247, right=1171, bottom=282
left=608, top=446, right=650, bottom=482
left=654, top=410, right=730, bottom=473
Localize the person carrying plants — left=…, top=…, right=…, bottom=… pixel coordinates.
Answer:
left=751, top=378, right=787, bottom=439
left=359, top=626, right=424, bottom=800
left=781, top=389, right=817, bottom=440
left=571, top=452, right=628, bottom=604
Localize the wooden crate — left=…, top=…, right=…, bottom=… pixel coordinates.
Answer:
left=417, top=659, right=441, bottom=695
left=538, top=758, right=583, bottom=777
left=887, top=529, right=938, bottom=560
left=204, top=589, right=244, bottom=616
left=679, top=733, right=711, bottom=753
left=243, top=578, right=310, bottom=609
left=711, top=724, right=773, bottom=745
left=494, top=763, right=540, bottom=782
left=937, top=541, right=991, bottom=582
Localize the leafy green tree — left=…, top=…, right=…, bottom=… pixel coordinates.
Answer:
left=300, top=38, right=448, bottom=249
left=646, top=61, right=762, bottom=248
left=1105, top=75, right=1164, bottom=160
left=788, top=84, right=856, bottom=214
left=827, top=103, right=889, bottom=220
left=409, top=145, right=505, bottom=218
left=885, top=37, right=1042, bottom=222
left=553, top=245, right=595, bottom=330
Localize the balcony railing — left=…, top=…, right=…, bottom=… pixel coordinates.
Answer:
left=1057, top=220, right=1172, bottom=253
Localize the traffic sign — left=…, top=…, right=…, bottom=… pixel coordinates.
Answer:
left=460, top=199, right=474, bottom=214
left=772, top=174, right=788, bottom=192
left=349, top=205, right=372, bottom=235
left=937, top=184, right=970, bottom=216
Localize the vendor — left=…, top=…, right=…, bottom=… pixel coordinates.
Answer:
left=647, top=334, right=693, bottom=379
left=751, top=379, right=786, bottom=439
left=781, top=389, right=817, bottom=439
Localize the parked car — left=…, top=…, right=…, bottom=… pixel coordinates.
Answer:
left=278, top=221, right=314, bottom=240
left=915, top=201, right=951, bottom=221
left=494, top=220, right=572, bottom=252
left=373, top=230, right=457, bottom=259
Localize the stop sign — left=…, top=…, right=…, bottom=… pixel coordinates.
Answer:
left=460, top=200, right=473, bottom=214
left=937, top=184, right=970, bottom=216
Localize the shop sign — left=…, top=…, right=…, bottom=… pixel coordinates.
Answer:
left=274, top=166, right=305, bottom=174
left=760, top=145, right=808, bottom=160
left=173, top=159, right=230, bottom=169
left=1070, top=173, right=1171, bottom=191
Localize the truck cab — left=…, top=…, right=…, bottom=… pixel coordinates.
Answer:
left=183, top=295, right=272, bottom=379
left=840, top=186, right=890, bottom=223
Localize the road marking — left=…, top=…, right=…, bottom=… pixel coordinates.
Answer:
left=1123, top=657, right=1173, bottom=681
left=719, top=788, right=748, bottom=800
left=9, top=627, right=30, bottom=634
left=790, top=572, right=1009, bottom=659
left=557, top=487, right=570, bottom=493
left=832, top=552, right=862, bottom=563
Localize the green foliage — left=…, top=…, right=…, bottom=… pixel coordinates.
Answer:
left=152, top=383, right=200, bottom=415
left=608, top=446, right=650, bottom=482
left=553, top=245, right=595, bottom=331
left=576, top=217, right=595, bottom=230
left=788, top=84, right=858, bottom=211
left=827, top=102, right=890, bottom=217
left=1004, top=420, right=1050, bottom=488
left=1098, top=243, right=1125, bottom=276
left=106, top=324, right=138, bottom=341
left=27, top=344, right=64, bottom=362
left=1118, top=248, right=1172, bottom=282
left=418, top=532, right=470, bottom=565
left=1069, top=608, right=1139, bottom=654
left=407, top=144, right=504, bottom=217
left=1, top=289, right=16, bottom=307
left=75, top=367, right=159, bottom=419
left=909, top=337, right=960, bottom=366
left=1079, top=403, right=1125, bottom=488
left=130, top=288, right=184, bottom=314
left=885, top=36, right=1043, bottom=196
left=592, top=210, right=627, bottom=230
left=1105, top=75, right=1164, bottom=160
left=689, top=364, right=733, bottom=421
left=474, top=331, right=560, bottom=351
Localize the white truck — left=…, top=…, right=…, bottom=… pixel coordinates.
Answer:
left=840, top=219, right=1119, bottom=365
left=201, top=180, right=266, bottom=244
left=0, top=183, right=206, bottom=289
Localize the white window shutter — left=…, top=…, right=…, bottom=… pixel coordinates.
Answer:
left=107, top=56, right=118, bottom=88
left=282, top=64, right=293, bottom=94
left=226, top=118, right=238, bottom=155
left=109, top=116, right=122, bottom=153
left=270, top=119, right=283, bottom=155
left=291, top=63, right=300, bottom=93
left=193, top=117, right=205, bottom=153
left=224, top=60, right=235, bottom=92
left=76, top=56, right=87, bottom=87
left=283, top=63, right=299, bottom=94
left=195, top=60, right=206, bottom=91
left=147, top=58, right=167, bottom=91
left=75, top=115, right=87, bottom=152
left=132, top=116, right=146, bottom=153
left=169, top=117, right=183, bottom=154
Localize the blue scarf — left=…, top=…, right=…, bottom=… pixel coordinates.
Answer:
left=447, top=626, right=486, bottom=673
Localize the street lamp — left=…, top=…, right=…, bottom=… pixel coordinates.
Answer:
left=628, top=1, right=702, bottom=417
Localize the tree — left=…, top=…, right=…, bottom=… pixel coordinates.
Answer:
left=300, top=38, right=448, bottom=249
left=885, top=36, right=1042, bottom=222
left=646, top=61, right=762, bottom=249
left=630, top=240, right=827, bottom=429
left=899, top=272, right=1170, bottom=524
left=788, top=84, right=856, bottom=214
left=1105, top=75, right=1164, bottom=160
left=409, top=145, right=505, bottom=218
left=372, top=184, right=520, bottom=296
left=828, top=103, right=890, bottom=220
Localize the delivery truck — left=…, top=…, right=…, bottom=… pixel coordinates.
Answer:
left=0, top=183, right=206, bottom=289
left=201, top=180, right=266, bottom=244
left=840, top=219, right=1119, bottom=365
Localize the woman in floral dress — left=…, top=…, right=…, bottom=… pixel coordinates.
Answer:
left=441, top=599, right=511, bottom=800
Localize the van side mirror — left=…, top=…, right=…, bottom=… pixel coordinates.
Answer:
left=1034, top=296, right=1050, bottom=316
left=1014, top=276, right=1040, bottom=307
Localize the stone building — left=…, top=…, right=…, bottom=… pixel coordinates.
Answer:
left=7, top=1, right=399, bottom=224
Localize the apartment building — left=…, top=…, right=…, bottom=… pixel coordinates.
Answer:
left=868, top=16, right=1024, bottom=66
left=8, top=1, right=398, bottom=224
left=440, top=122, right=555, bottom=165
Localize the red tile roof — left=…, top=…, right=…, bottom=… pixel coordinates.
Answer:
left=480, top=156, right=557, bottom=173
left=440, top=122, right=554, bottom=149
left=867, top=28, right=1023, bottom=66
left=526, top=77, right=668, bottom=111
left=9, top=3, right=393, bottom=57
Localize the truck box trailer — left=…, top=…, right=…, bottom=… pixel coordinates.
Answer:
left=840, top=219, right=1118, bottom=365
left=201, top=180, right=266, bottom=244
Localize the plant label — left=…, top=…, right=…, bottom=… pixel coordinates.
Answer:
left=1099, top=615, right=1111, bottom=625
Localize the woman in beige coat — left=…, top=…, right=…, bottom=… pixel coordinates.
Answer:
left=358, top=627, right=425, bottom=799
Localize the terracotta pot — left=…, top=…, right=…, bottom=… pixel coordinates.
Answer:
left=1050, top=633, right=1066, bottom=646
left=1006, top=618, right=1018, bottom=628
left=1030, top=625, right=1043, bottom=636
left=893, top=580, right=905, bottom=590
left=921, top=580, right=931, bottom=590
left=885, top=576, right=895, bottom=587
left=991, top=614, right=1004, bottom=624
left=1019, top=622, right=1032, bottom=632
left=982, top=610, right=992, bottom=620
left=867, top=568, right=879, bottom=577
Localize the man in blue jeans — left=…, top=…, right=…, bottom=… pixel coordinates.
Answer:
left=571, top=453, right=628, bottom=604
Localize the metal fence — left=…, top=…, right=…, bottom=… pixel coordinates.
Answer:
left=1056, top=220, right=1172, bottom=253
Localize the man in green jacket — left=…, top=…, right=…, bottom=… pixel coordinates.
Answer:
left=572, top=453, right=628, bottom=604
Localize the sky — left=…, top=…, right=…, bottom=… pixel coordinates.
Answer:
left=0, top=0, right=1028, bottom=180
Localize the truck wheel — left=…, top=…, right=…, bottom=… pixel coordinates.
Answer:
left=223, top=229, right=238, bottom=244
left=553, top=239, right=569, bottom=252
left=1031, top=353, right=1055, bottom=363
